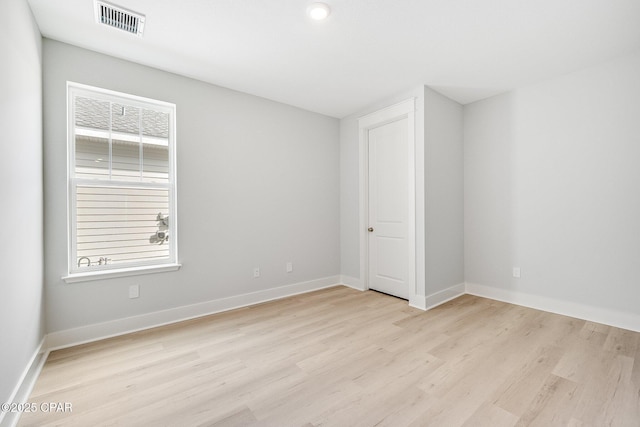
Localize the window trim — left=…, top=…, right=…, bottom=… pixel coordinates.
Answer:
left=62, top=263, right=181, bottom=284
left=65, top=82, right=180, bottom=282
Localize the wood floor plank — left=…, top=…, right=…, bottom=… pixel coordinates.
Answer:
left=462, top=402, right=519, bottom=427
left=515, top=374, right=580, bottom=427
left=572, top=354, right=638, bottom=426
left=18, top=286, right=640, bottom=427
left=205, top=406, right=257, bottom=427
left=491, top=344, right=565, bottom=417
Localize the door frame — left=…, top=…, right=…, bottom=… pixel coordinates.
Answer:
left=358, top=98, right=416, bottom=305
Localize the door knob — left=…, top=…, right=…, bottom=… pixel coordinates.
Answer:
left=368, top=227, right=374, bottom=232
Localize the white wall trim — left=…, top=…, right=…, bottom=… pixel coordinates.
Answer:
left=36, top=279, right=640, bottom=354
left=426, top=283, right=466, bottom=310
left=46, top=276, right=341, bottom=351
left=358, top=98, right=416, bottom=302
left=63, top=263, right=182, bottom=283
left=339, top=275, right=366, bottom=291
left=409, top=282, right=466, bottom=311
left=408, top=295, right=427, bottom=310
left=465, top=282, right=640, bottom=333
left=0, top=339, right=48, bottom=427
left=41, top=280, right=640, bottom=351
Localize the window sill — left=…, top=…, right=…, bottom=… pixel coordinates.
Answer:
left=63, top=263, right=182, bottom=283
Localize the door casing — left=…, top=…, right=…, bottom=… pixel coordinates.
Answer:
left=358, top=99, right=416, bottom=305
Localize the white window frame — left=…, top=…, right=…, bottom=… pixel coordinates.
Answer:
left=63, top=82, right=180, bottom=283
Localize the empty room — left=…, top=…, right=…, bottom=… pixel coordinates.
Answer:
left=2, top=0, right=639, bottom=425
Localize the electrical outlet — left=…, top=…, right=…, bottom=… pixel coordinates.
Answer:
left=512, top=267, right=521, bottom=278
left=253, top=267, right=260, bottom=278
left=129, top=284, right=140, bottom=299
left=286, top=262, right=293, bottom=273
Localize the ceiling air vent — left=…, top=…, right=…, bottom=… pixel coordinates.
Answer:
left=94, top=1, right=145, bottom=37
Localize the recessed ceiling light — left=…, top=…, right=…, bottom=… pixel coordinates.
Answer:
left=308, top=2, right=331, bottom=20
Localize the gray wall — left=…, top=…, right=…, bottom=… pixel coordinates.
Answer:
left=464, top=49, right=640, bottom=314
left=339, top=115, right=361, bottom=279
left=0, top=0, right=44, bottom=406
left=424, top=86, right=464, bottom=294
left=43, top=40, right=340, bottom=333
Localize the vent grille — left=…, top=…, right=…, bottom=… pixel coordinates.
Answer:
left=94, top=1, right=145, bottom=37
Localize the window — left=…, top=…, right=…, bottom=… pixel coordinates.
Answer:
left=65, top=82, right=178, bottom=281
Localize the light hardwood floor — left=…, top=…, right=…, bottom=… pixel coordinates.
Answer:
left=19, top=286, right=640, bottom=426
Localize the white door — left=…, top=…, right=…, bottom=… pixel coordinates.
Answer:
left=367, top=117, right=409, bottom=299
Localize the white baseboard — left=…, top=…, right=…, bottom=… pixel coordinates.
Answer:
left=46, top=276, right=341, bottom=351
left=425, top=283, right=466, bottom=310
left=409, top=295, right=427, bottom=310
left=410, top=282, right=466, bottom=311
left=45, top=279, right=640, bottom=350
left=465, top=282, right=640, bottom=333
left=0, top=339, right=48, bottom=427
left=339, top=275, right=366, bottom=291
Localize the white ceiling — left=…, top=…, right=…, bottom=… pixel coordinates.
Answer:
left=27, top=0, right=640, bottom=118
